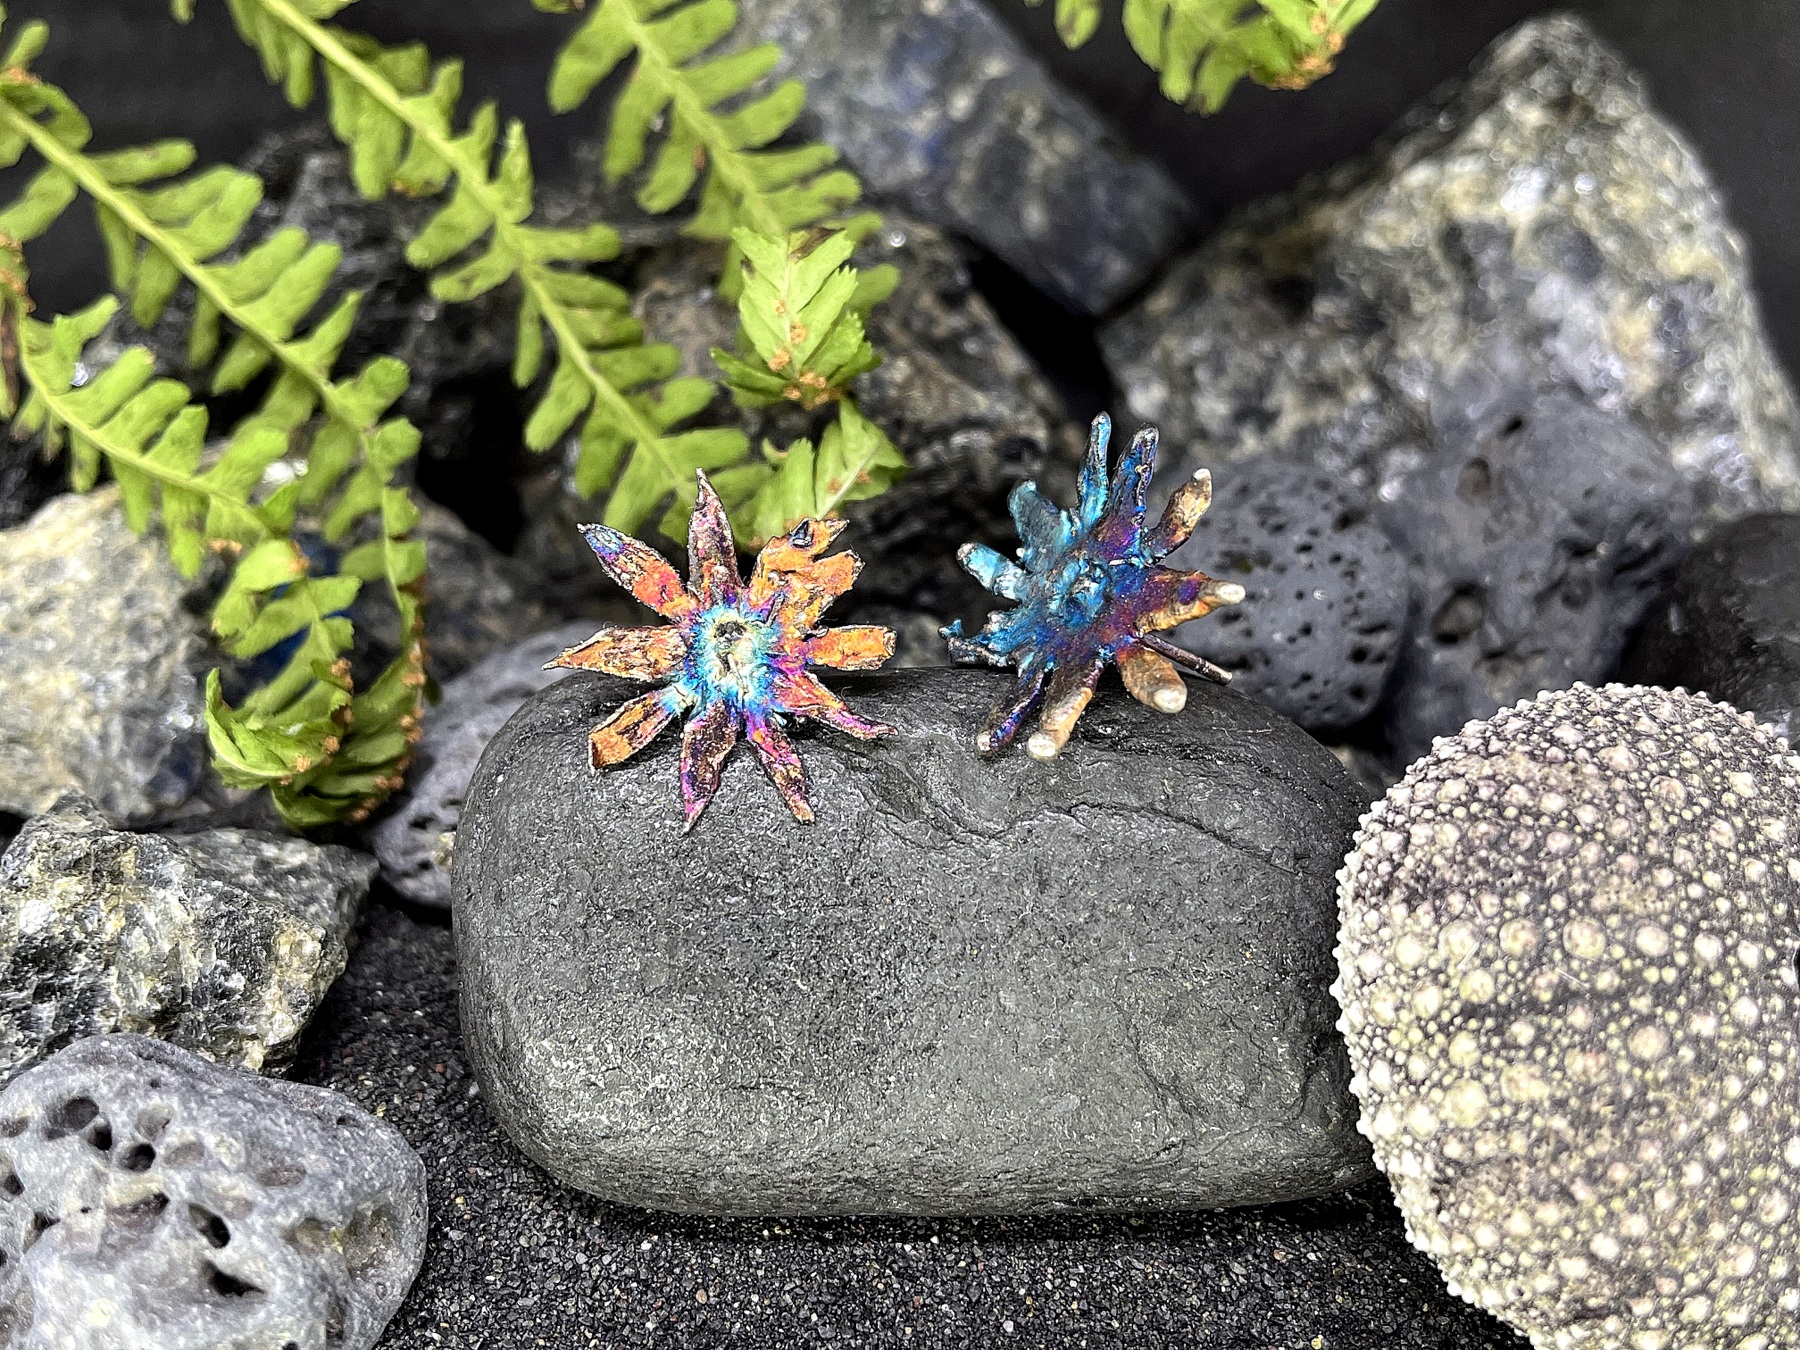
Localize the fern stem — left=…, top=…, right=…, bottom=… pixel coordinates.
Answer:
left=600, top=2, right=788, bottom=237
left=249, top=0, right=689, bottom=495
left=0, top=101, right=374, bottom=456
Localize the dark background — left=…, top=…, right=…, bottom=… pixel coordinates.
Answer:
left=15, top=0, right=1800, bottom=379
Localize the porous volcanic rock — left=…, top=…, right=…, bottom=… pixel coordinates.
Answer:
left=1159, top=455, right=1410, bottom=737
left=0, top=1033, right=426, bottom=1350
left=1334, top=684, right=1800, bottom=1349
left=1104, top=16, right=1800, bottom=518
left=731, top=0, right=1193, bottom=313
left=0, top=796, right=374, bottom=1080
left=1621, top=513, right=1800, bottom=744
left=454, top=667, right=1373, bottom=1216
left=368, top=621, right=598, bottom=907
left=1374, top=389, right=1696, bottom=767
left=0, top=489, right=209, bottom=826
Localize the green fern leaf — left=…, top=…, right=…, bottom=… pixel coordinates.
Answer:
left=706, top=399, right=907, bottom=549
left=545, top=0, right=861, bottom=250
left=711, top=226, right=896, bottom=412
left=196, top=0, right=752, bottom=539
left=1035, top=0, right=1380, bottom=111
left=0, top=15, right=428, bottom=827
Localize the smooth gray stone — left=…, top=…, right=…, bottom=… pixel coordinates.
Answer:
left=0, top=489, right=209, bottom=826
left=731, top=0, right=1194, bottom=314
left=369, top=621, right=598, bottom=907
left=454, top=667, right=1374, bottom=1216
left=0, top=797, right=374, bottom=1080
left=1103, top=15, right=1800, bottom=518
left=1620, top=512, right=1800, bottom=743
left=0, top=1033, right=426, bottom=1350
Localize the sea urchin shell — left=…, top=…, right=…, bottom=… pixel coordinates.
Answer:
left=548, top=473, right=896, bottom=830
left=943, top=413, right=1245, bottom=760
left=1333, top=684, right=1800, bottom=1350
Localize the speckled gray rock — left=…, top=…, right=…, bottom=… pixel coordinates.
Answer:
left=518, top=216, right=1081, bottom=629
left=727, top=0, right=1192, bottom=314
left=454, top=667, right=1373, bottom=1216
left=0, top=490, right=209, bottom=826
left=1621, top=513, right=1800, bottom=744
left=1334, top=684, right=1800, bottom=1349
left=1376, top=389, right=1697, bottom=767
left=0, top=796, right=374, bottom=1080
left=0, top=1033, right=426, bottom=1350
left=368, top=622, right=597, bottom=907
left=1161, top=456, right=1409, bottom=736
left=1104, top=15, right=1800, bottom=518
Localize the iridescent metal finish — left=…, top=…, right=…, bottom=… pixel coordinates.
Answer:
left=549, top=473, right=896, bottom=829
left=943, top=413, right=1245, bottom=760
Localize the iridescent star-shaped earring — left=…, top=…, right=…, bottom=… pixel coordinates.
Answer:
left=548, top=473, right=896, bottom=829
left=943, top=413, right=1244, bottom=759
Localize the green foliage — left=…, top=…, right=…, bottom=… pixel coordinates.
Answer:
left=711, top=226, right=897, bottom=412
left=715, top=402, right=907, bottom=550
left=537, top=0, right=862, bottom=258
left=708, top=226, right=904, bottom=549
left=186, top=0, right=753, bottom=540
left=0, top=7, right=427, bottom=828
left=1028, top=0, right=1382, bottom=111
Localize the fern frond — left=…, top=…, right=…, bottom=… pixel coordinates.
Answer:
left=540, top=0, right=861, bottom=253
left=711, top=226, right=897, bottom=412
left=0, top=12, right=427, bottom=828
left=1029, top=0, right=1381, bottom=111
left=706, top=226, right=904, bottom=546
left=710, top=401, right=906, bottom=550
left=192, top=0, right=751, bottom=538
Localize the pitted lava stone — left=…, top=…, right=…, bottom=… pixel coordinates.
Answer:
left=454, top=668, right=1373, bottom=1215
left=1160, top=456, right=1409, bottom=736
left=1375, top=391, right=1695, bottom=768
left=1621, top=513, right=1800, bottom=744
left=1334, top=684, right=1800, bottom=1350
left=0, top=1034, right=426, bottom=1350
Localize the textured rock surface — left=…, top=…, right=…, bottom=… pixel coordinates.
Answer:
left=1335, top=684, right=1800, bottom=1349
left=0, top=1034, right=425, bottom=1350
left=351, top=499, right=554, bottom=685
left=0, top=797, right=374, bottom=1080
left=1104, top=15, right=1800, bottom=518
left=1621, top=513, right=1800, bottom=744
left=1375, top=390, right=1696, bottom=766
left=368, top=622, right=595, bottom=907
left=1160, top=455, right=1409, bottom=736
left=521, top=216, right=1081, bottom=629
left=732, top=0, right=1193, bottom=314
left=455, top=667, right=1372, bottom=1215
left=0, top=489, right=209, bottom=826
left=297, top=901, right=1528, bottom=1349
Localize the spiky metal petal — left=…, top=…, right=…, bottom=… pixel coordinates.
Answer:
left=550, top=474, right=896, bottom=829
left=943, top=413, right=1244, bottom=760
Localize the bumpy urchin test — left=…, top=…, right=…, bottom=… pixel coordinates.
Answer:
left=1333, top=684, right=1800, bottom=1350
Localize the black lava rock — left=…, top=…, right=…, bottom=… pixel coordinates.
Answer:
left=1375, top=390, right=1696, bottom=767
left=453, top=668, right=1373, bottom=1217
left=1620, top=513, right=1800, bottom=742
left=1104, top=16, right=1800, bottom=518
left=293, top=901, right=1529, bottom=1349
left=1161, top=456, right=1410, bottom=737
left=732, top=0, right=1193, bottom=314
